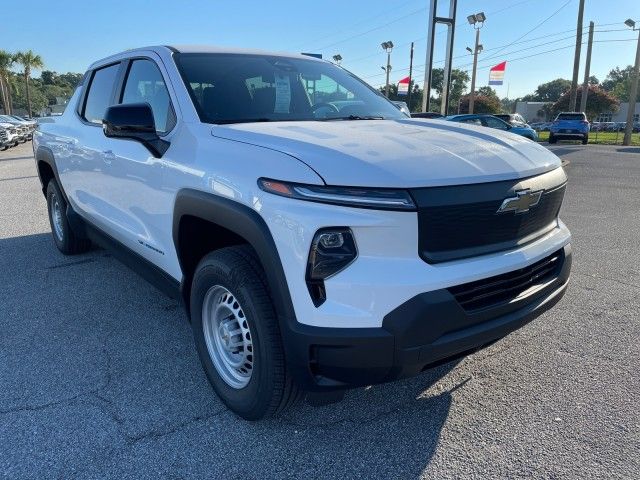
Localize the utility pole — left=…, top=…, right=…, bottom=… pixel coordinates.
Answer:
left=407, top=42, right=414, bottom=111
left=623, top=19, right=640, bottom=146
left=569, top=0, right=585, bottom=111
left=580, top=21, right=594, bottom=113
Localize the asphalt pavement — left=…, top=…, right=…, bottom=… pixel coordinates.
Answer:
left=1, top=141, right=638, bottom=479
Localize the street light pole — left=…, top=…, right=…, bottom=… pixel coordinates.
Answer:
left=385, top=51, right=391, bottom=97
left=623, top=19, right=640, bottom=146
left=469, top=28, right=480, bottom=114
left=466, top=12, right=485, bottom=114
left=381, top=41, right=394, bottom=98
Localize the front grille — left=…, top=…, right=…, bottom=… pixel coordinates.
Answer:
left=411, top=168, right=567, bottom=263
left=0, top=130, right=7, bottom=142
left=448, top=250, right=564, bottom=311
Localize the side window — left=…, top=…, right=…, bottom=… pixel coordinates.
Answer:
left=83, top=64, right=120, bottom=123
left=121, top=59, right=176, bottom=133
left=484, top=117, right=509, bottom=130
left=461, top=118, right=482, bottom=126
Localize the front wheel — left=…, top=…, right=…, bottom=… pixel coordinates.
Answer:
left=190, top=246, right=300, bottom=420
left=582, top=134, right=588, bottom=145
left=46, top=180, right=91, bottom=255
left=548, top=133, right=557, bottom=144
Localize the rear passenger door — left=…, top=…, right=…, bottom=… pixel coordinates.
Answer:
left=59, top=61, right=122, bottom=229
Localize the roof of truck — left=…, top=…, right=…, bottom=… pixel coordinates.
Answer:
left=88, top=45, right=325, bottom=70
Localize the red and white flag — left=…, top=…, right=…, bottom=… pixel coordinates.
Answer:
left=489, top=62, right=507, bottom=86
left=397, top=76, right=410, bottom=95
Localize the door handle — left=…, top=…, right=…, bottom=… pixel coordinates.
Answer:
left=103, top=150, right=115, bottom=165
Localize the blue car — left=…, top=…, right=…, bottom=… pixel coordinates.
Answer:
left=549, top=112, right=590, bottom=144
left=445, top=114, right=539, bottom=141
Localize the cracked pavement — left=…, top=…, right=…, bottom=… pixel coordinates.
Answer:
left=1, top=142, right=639, bottom=479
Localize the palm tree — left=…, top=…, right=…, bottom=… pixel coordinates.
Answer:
left=14, top=50, right=44, bottom=117
left=0, top=50, right=14, bottom=114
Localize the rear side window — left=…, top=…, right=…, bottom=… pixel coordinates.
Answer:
left=121, top=59, right=176, bottom=133
left=83, top=64, right=120, bottom=123
left=557, top=113, right=586, bottom=121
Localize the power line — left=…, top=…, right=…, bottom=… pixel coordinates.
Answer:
left=294, top=0, right=422, bottom=51
left=321, top=0, right=536, bottom=66
left=314, top=7, right=427, bottom=52
left=479, top=0, right=574, bottom=65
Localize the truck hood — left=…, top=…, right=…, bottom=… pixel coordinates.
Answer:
left=211, top=119, right=561, bottom=187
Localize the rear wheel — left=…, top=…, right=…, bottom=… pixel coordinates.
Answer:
left=191, top=245, right=300, bottom=420
left=46, top=180, right=91, bottom=255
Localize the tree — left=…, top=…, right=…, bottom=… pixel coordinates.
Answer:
left=13, top=50, right=44, bottom=117
left=601, top=66, right=634, bottom=91
left=552, top=85, right=619, bottom=120
left=0, top=50, right=14, bottom=114
left=458, top=93, right=501, bottom=114
left=477, top=86, right=498, bottom=98
left=430, top=68, right=470, bottom=114
left=526, top=78, right=572, bottom=102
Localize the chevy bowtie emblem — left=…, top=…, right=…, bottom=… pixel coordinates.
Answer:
left=497, top=189, right=543, bottom=214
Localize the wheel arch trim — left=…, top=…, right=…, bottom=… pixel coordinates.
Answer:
left=172, top=188, right=297, bottom=327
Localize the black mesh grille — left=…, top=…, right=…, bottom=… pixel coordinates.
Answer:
left=448, top=250, right=564, bottom=311
left=411, top=169, right=567, bottom=263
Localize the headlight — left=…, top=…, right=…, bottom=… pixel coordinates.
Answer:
left=258, top=178, right=415, bottom=211
left=306, top=228, right=357, bottom=307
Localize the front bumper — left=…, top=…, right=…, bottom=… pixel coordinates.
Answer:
left=284, top=244, right=571, bottom=390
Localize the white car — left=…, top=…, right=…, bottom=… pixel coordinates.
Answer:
left=33, top=46, right=572, bottom=420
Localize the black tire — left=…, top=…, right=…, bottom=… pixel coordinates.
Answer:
left=548, top=133, right=557, bottom=144
left=582, top=134, right=588, bottom=145
left=191, top=245, right=300, bottom=420
left=46, top=180, right=91, bottom=255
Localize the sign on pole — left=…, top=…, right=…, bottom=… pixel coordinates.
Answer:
left=489, top=61, right=507, bottom=85
left=397, top=76, right=410, bottom=95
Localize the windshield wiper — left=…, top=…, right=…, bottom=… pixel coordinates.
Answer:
left=320, top=115, right=385, bottom=121
left=214, top=118, right=273, bottom=125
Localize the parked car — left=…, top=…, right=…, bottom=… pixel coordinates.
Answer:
left=0, top=126, right=10, bottom=150
left=0, top=122, right=20, bottom=146
left=446, top=114, right=539, bottom=141
left=34, top=46, right=571, bottom=420
left=549, top=112, right=590, bottom=144
left=494, top=113, right=528, bottom=127
left=0, top=115, right=30, bottom=142
left=391, top=101, right=411, bottom=117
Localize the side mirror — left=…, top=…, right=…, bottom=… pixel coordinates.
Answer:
left=102, top=103, right=169, bottom=158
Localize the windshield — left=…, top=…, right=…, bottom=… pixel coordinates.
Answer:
left=557, top=113, right=585, bottom=121
left=174, top=53, right=405, bottom=124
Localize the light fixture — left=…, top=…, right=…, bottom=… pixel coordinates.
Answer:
left=466, top=46, right=473, bottom=53
left=478, top=44, right=484, bottom=53
left=381, top=41, right=394, bottom=52
left=332, top=54, right=342, bottom=64
left=467, top=12, right=486, bottom=27
left=624, top=18, right=636, bottom=29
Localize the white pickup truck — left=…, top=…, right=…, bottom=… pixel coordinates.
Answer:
left=33, top=46, right=571, bottom=420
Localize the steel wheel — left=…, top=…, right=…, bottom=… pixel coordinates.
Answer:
left=202, top=285, right=253, bottom=389
left=50, top=192, right=64, bottom=241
